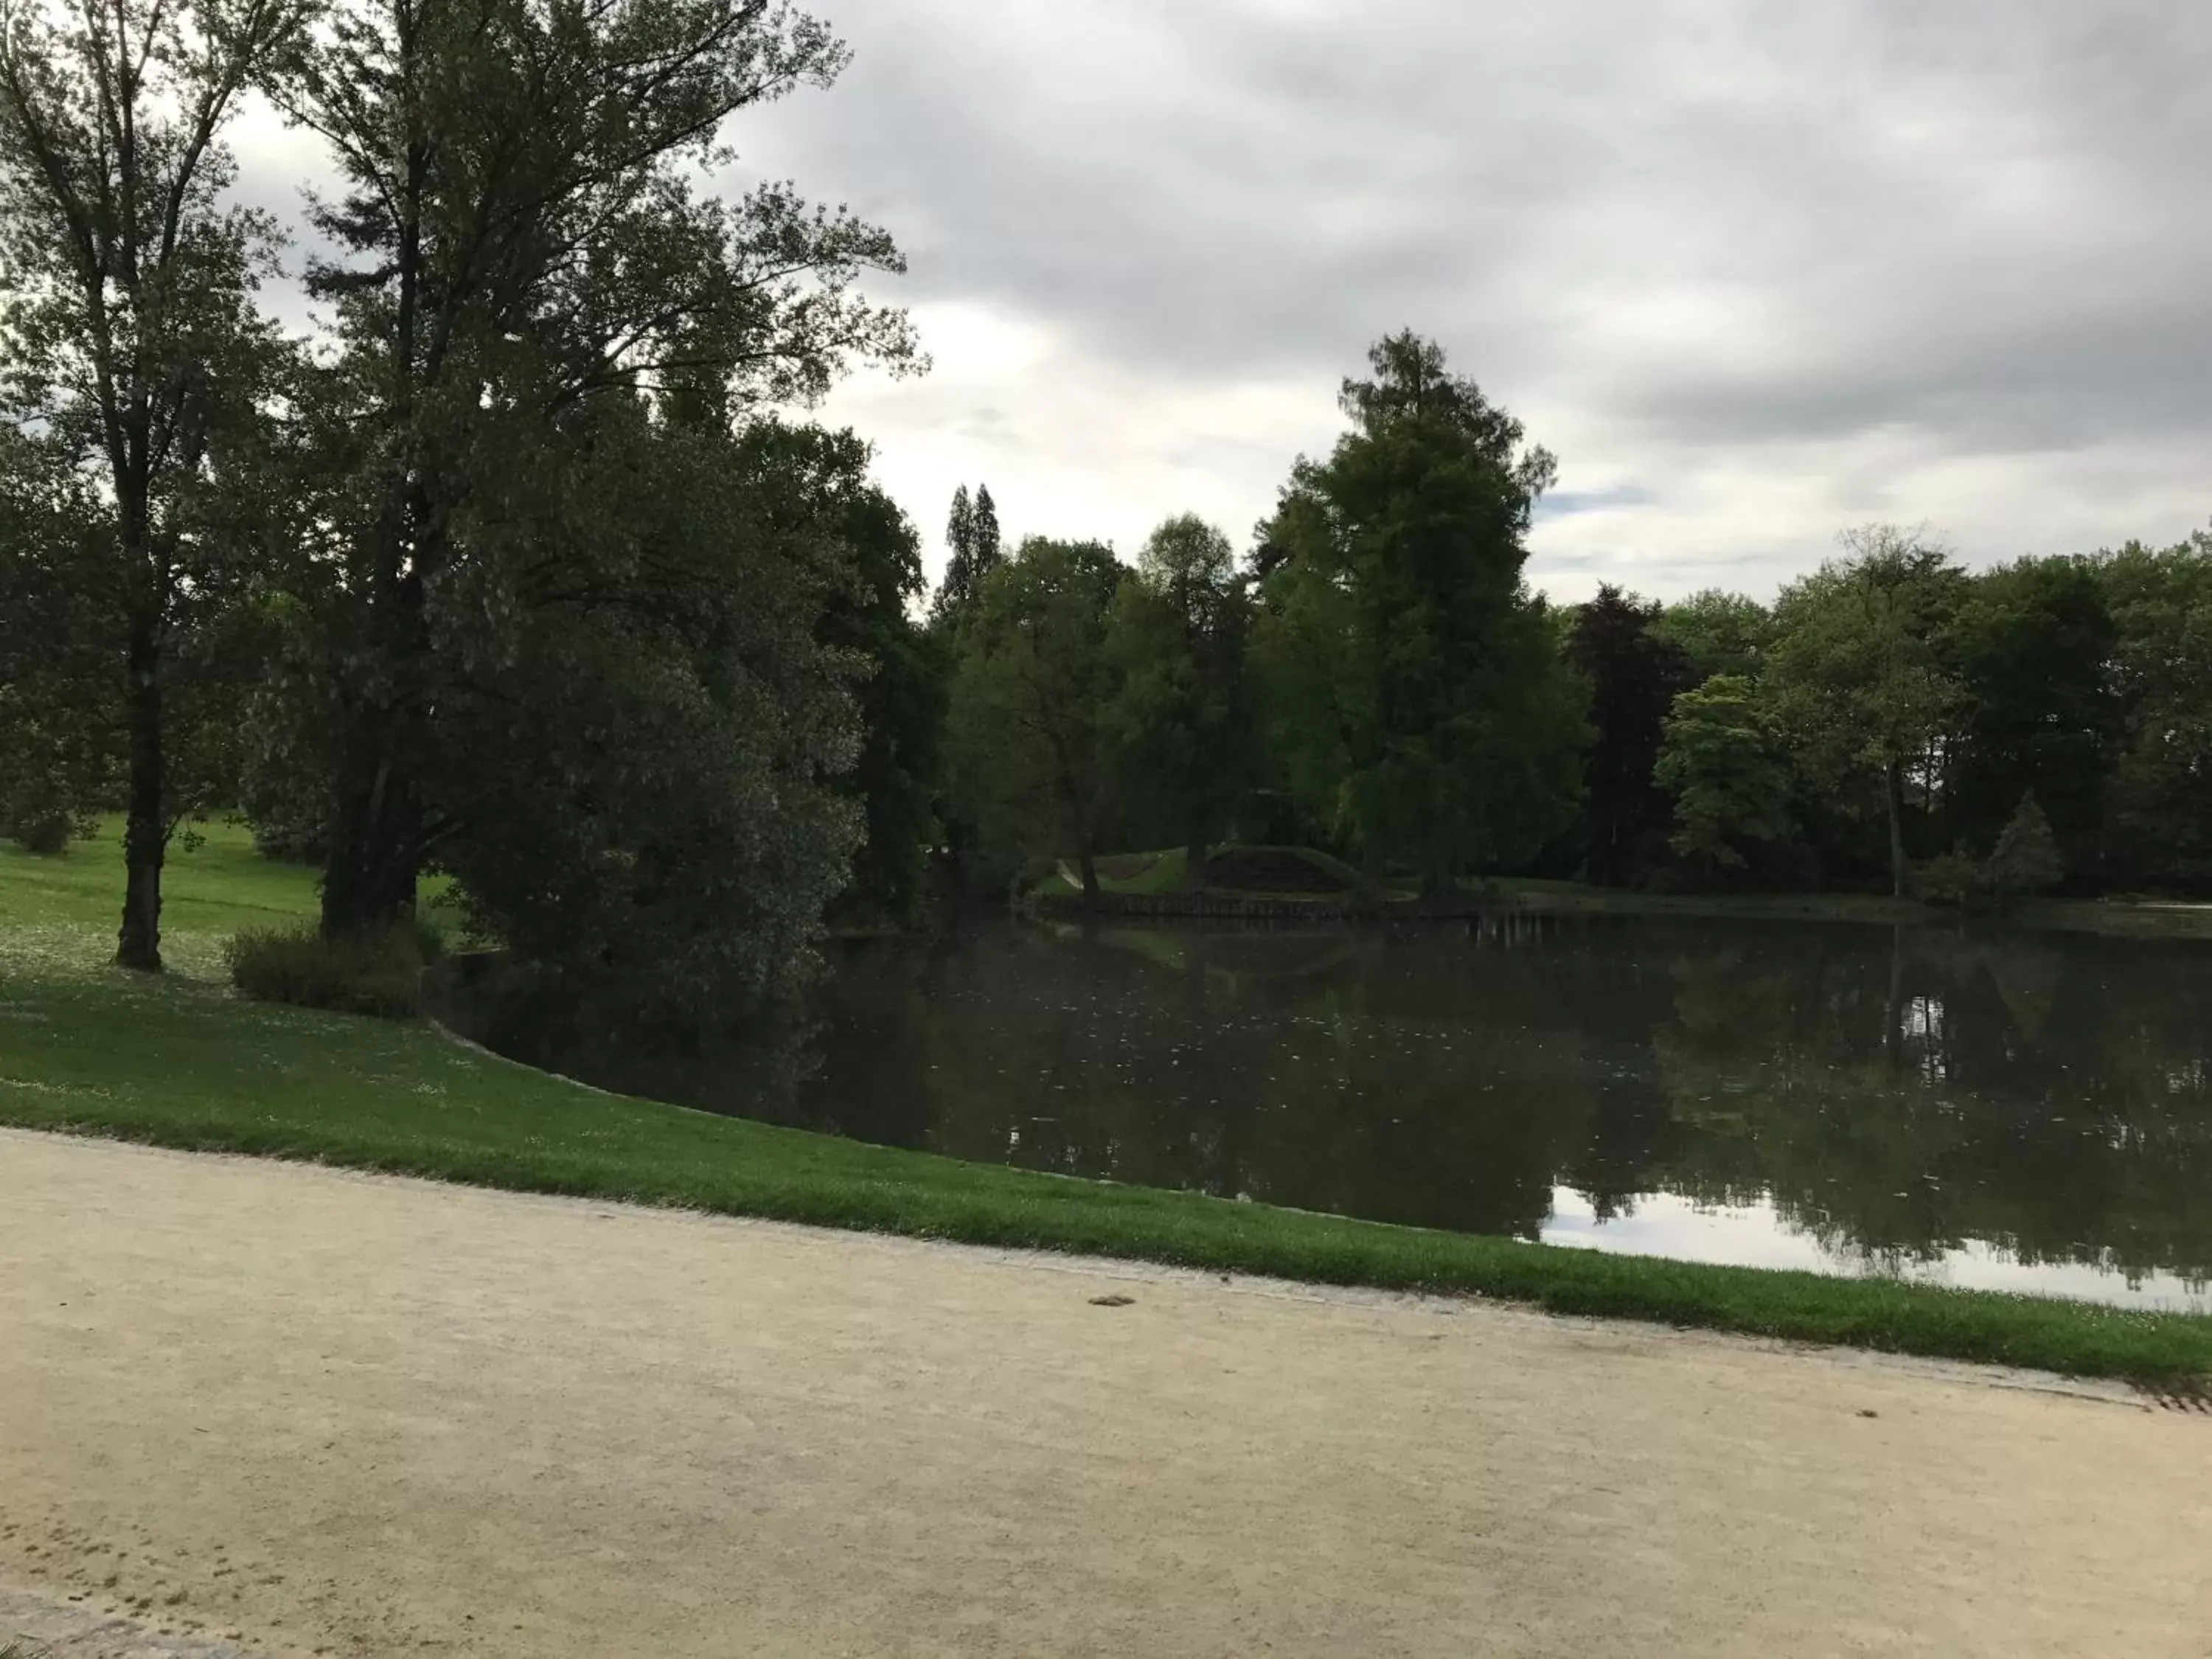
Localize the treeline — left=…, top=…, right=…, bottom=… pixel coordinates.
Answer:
left=928, top=335, right=2212, bottom=907
left=932, top=332, right=1582, bottom=902
left=1628, top=531, right=2212, bottom=901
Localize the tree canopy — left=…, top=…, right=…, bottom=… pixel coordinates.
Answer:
left=1, top=0, right=296, bottom=963
left=1103, top=513, right=1255, bottom=887
left=1252, top=330, right=1586, bottom=894
left=945, top=535, right=1124, bottom=902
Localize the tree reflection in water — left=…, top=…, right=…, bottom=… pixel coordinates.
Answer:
left=440, top=913, right=2212, bottom=1306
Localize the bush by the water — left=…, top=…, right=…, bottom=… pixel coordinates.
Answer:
left=1987, top=792, right=2064, bottom=899
left=1915, top=850, right=1992, bottom=910
left=1916, top=793, right=2065, bottom=911
left=224, top=922, right=442, bottom=1019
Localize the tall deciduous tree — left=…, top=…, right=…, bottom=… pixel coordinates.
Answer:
left=2096, top=529, right=2212, bottom=891
left=1654, top=588, right=1773, bottom=683
left=1653, top=673, right=1792, bottom=874
left=1103, top=513, right=1253, bottom=888
left=1948, top=555, right=2118, bottom=878
left=945, top=535, right=1123, bottom=905
left=0, top=0, right=296, bottom=965
left=262, top=0, right=919, bottom=939
left=1252, top=330, right=1585, bottom=895
left=731, top=417, right=943, bottom=926
left=419, top=392, right=870, bottom=1020
left=1766, top=526, right=1966, bottom=898
left=1567, top=584, right=1692, bottom=886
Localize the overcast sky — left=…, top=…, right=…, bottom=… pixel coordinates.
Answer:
left=239, top=0, right=2212, bottom=602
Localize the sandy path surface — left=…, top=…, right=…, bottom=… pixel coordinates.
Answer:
left=3, top=1128, right=2208, bottom=1659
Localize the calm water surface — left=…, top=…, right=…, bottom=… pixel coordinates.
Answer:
left=451, top=914, right=2212, bottom=1311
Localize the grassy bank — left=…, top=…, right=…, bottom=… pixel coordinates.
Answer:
left=1043, top=844, right=1370, bottom=901
left=1038, top=846, right=2212, bottom=938
left=4, top=824, right=2211, bottom=1395
left=1486, top=877, right=2212, bottom=939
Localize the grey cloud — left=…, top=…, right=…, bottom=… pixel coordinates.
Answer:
left=740, top=0, right=2212, bottom=467
left=201, top=0, right=2212, bottom=594
left=1537, top=487, right=1658, bottom=521
left=177, top=0, right=2205, bottom=594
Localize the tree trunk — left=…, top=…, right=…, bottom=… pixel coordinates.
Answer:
left=1883, top=922, right=1905, bottom=1070
left=1357, top=843, right=1385, bottom=911
left=1884, top=757, right=1908, bottom=900
left=323, top=547, right=431, bottom=939
left=321, top=731, right=422, bottom=940
left=1420, top=838, right=1455, bottom=909
left=1075, top=843, right=1102, bottom=912
left=115, top=618, right=164, bottom=972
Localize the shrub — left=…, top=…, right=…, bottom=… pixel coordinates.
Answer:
left=1915, top=850, right=1990, bottom=910
left=3, top=773, right=92, bottom=854
left=7, top=809, right=74, bottom=855
left=224, top=920, right=442, bottom=1019
left=1011, top=853, right=1063, bottom=900
left=1987, top=790, right=2065, bottom=900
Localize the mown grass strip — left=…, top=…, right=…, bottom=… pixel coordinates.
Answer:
left=4, top=824, right=2210, bottom=1396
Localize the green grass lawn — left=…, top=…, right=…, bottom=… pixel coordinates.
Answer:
left=1043, top=844, right=1374, bottom=902
left=4, top=821, right=2211, bottom=1395
left=1066, top=846, right=1195, bottom=895
left=1480, top=877, right=1924, bottom=925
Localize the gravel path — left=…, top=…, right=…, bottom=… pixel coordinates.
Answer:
left=4, top=1128, right=2208, bottom=1658
left=0, top=1584, right=267, bottom=1659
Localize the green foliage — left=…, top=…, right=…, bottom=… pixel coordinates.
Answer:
left=1655, top=675, right=1793, bottom=871
left=1654, top=589, right=1775, bottom=681
left=1102, top=515, right=1256, bottom=879
left=406, top=400, right=867, bottom=1021
left=238, top=747, right=330, bottom=863
left=0, top=433, right=116, bottom=850
left=1913, top=850, right=1990, bottom=910
left=1567, top=585, right=1694, bottom=886
left=2097, top=530, right=2212, bottom=890
left=0, top=0, right=296, bottom=969
left=1949, top=557, right=2118, bottom=879
left=1765, top=526, right=1966, bottom=897
left=1986, top=792, right=2064, bottom=900
left=931, top=481, right=1004, bottom=627
left=224, top=920, right=441, bottom=1018
left=262, top=0, right=920, bottom=947
left=6, top=804, right=75, bottom=854
left=1252, top=331, right=1587, bottom=893
left=731, top=419, right=946, bottom=928
left=945, top=537, right=1125, bottom=900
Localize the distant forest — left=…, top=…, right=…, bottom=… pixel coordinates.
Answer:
left=926, top=331, right=2212, bottom=912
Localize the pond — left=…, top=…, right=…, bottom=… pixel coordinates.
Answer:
left=442, top=914, right=2212, bottom=1312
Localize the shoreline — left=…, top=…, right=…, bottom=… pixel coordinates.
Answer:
left=1023, top=882, right=2212, bottom=939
